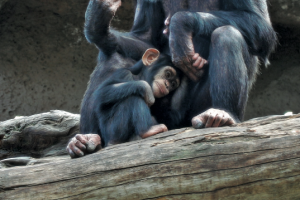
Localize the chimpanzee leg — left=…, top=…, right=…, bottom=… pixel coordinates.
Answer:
left=99, top=97, right=153, bottom=147
left=208, top=26, right=258, bottom=121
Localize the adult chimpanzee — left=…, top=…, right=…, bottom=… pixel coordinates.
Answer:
left=94, top=48, right=181, bottom=147
left=66, top=0, right=169, bottom=157
left=150, top=0, right=277, bottom=129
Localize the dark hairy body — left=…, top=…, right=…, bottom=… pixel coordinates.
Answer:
left=94, top=49, right=181, bottom=147
left=66, top=0, right=277, bottom=157
left=151, top=0, right=277, bottom=129
left=67, top=0, right=169, bottom=157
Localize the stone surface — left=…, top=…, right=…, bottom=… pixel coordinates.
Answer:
left=0, top=0, right=300, bottom=121
left=0, top=0, right=98, bottom=121
left=269, top=0, right=300, bottom=29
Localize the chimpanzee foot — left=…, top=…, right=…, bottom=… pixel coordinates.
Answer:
left=192, top=108, right=236, bottom=129
left=140, top=124, right=168, bottom=139
left=66, top=133, right=101, bottom=158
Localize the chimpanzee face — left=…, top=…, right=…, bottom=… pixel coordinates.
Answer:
left=152, top=66, right=180, bottom=98
left=142, top=48, right=181, bottom=98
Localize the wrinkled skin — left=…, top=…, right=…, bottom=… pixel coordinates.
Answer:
left=66, top=134, right=101, bottom=158
left=192, top=108, right=235, bottom=128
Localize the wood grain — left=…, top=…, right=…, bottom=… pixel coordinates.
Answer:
left=0, top=112, right=300, bottom=199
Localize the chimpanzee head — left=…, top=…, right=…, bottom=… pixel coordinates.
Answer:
left=141, top=48, right=183, bottom=98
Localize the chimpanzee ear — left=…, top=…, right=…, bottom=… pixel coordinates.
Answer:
left=142, top=48, right=160, bottom=66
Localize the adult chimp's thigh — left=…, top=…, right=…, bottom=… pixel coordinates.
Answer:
left=209, top=26, right=258, bottom=119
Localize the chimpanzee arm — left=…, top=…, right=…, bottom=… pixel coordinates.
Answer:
left=99, top=81, right=155, bottom=107
left=84, top=0, right=154, bottom=59
left=169, top=0, right=277, bottom=81
left=84, top=0, right=121, bottom=54
left=95, top=69, right=155, bottom=107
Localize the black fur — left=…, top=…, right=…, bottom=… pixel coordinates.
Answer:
left=151, top=0, right=277, bottom=129
left=80, top=0, right=167, bottom=137
left=92, top=55, right=181, bottom=147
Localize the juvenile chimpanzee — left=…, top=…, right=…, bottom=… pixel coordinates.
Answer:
left=66, top=0, right=168, bottom=157
left=94, top=48, right=181, bottom=147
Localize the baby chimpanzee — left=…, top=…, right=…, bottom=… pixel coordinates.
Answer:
left=93, top=48, right=182, bottom=147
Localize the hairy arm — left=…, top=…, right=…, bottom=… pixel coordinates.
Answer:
left=94, top=69, right=155, bottom=107
left=84, top=0, right=156, bottom=59
left=168, top=0, right=276, bottom=81
left=84, top=0, right=121, bottom=53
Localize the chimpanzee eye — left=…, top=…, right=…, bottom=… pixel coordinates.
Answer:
left=172, top=81, right=177, bottom=88
left=165, top=70, right=171, bottom=79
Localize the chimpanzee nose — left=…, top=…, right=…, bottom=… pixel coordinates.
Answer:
left=165, top=80, right=169, bottom=89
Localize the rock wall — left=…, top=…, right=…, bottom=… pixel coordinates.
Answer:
left=245, top=0, right=300, bottom=119
left=0, top=0, right=299, bottom=121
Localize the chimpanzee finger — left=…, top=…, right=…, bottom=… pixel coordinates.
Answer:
left=75, top=140, right=87, bottom=151
left=192, top=115, right=206, bottom=129
left=199, top=58, right=207, bottom=69
left=68, top=141, right=84, bottom=157
left=66, top=146, right=76, bottom=159
left=72, top=145, right=85, bottom=157
left=205, top=113, right=216, bottom=128
left=225, top=117, right=235, bottom=126
left=192, top=56, right=201, bottom=67
left=184, top=63, right=200, bottom=81
left=217, top=115, right=228, bottom=127
left=212, top=114, right=222, bottom=127
left=86, top=134, right=101, bottom=153
left=75, top=134, right=89, bottom=146
left=174, top=58, right=199, bottom=82
left=192, top=53, right=199, bottom=61
left=187, top=71, right=200, bottom=82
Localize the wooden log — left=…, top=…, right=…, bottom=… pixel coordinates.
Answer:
left=0, top=111, right=300, bottom=199
left=0, top=110, right=79, bottom=160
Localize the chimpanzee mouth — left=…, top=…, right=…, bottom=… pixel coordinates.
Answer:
left=155, top=81, right=167, bottom=96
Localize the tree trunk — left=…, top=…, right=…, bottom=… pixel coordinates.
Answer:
left=0, top=111, right=300, bottom=199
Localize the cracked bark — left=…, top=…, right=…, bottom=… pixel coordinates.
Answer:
left=0, top=111, right=300, bottom=199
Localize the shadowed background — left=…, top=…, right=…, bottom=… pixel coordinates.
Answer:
left=0, top=0, right=299, bottom=121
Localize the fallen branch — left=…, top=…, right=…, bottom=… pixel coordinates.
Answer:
left=0, top=111, right=300, bottom=199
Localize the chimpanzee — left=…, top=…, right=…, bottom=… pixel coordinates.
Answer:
left=66, top=0, right=169, bottom=157
left=66, top=0, right=277, bottom=157
left=94, top=48, right=181, bottom=147
left=150, top=0, right=277, bottom=129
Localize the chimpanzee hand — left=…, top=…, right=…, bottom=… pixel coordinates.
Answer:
left=168, top=12, right=207, bottom=82
left=140, top=80, right=155, bottom=107
left=66, top=134, right=101, bottom=158
left=140, top=124, right=168, bottom=138
left=191, top=109, right=236, bottom=129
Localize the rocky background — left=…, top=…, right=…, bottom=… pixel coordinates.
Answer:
left=0, top=0, right=299, bottom=121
